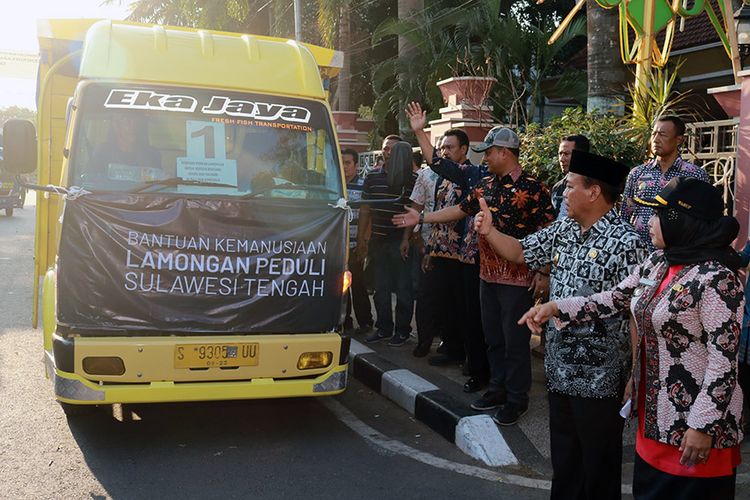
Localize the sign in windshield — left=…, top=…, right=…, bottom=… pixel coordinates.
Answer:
left=70, top=84, right=342, bottom=200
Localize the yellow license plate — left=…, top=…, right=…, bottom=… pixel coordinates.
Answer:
left=175, top=343, right=259, bottom=368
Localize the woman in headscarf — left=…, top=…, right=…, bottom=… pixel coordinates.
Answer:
left=386, top=141, right=416, bottom=192
left=516, top=177, right=744, bottom=499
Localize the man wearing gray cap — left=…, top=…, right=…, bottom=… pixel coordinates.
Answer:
left=395, top=124, right=555, bottom=425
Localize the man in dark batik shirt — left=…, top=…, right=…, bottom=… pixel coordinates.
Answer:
left=474, top=150, right=648, bottom=500
left=406, top=104, right=490, bottom=393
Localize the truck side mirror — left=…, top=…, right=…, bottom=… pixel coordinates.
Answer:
left=2, top=119, right=37, bottom=175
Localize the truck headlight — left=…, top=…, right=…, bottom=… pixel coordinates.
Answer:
left=297, top=351, right=333, bottom=370
left=82, top=356, right=125, bottom=375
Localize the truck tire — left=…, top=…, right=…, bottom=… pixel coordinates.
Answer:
left=5, top=207, right=13, bottom=217
left=59, top=402, right=96, bottom=417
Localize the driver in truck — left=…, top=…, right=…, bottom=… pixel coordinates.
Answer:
left=88, top=114, right=162, bottom=184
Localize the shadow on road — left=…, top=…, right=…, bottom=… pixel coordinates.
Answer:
left=66, top=398, right=350, bottom=499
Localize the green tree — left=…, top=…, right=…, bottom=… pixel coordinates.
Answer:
left=119, top=0, right=276, bottom=35
left=370, top=3, right=464, bottom=138
left=454, top=1, right=586, bottom=127
left=520, top=107, right=643, bottom=187
left=367, top=0, right=587, bottom=138
left=626, top=61, right=696, bottom=158
left=317, top=0, right=358, bottom=111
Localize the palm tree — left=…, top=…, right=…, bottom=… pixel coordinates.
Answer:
left=317, top=0, right=353, bottom=111
left=396, top=0, right=425, bottom=135
left=586, top=1, right=628, bottom=113
left=119, top=0, right=277, bottom=35
left=370, top=4, right=463, bottom=137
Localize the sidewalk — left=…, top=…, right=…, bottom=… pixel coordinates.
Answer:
left=347, top=331, right=750, bottom=488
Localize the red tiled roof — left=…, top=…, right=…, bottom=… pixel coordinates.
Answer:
left=662, top=0, right=722, bottom=51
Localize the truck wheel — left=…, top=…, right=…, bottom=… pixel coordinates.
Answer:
left=59, top=402, right=96, bottom=417
left=5, top=207, right=13, bottom=217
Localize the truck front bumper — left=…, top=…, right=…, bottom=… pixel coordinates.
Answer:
left=46, top=351, right=347, bottom=404
left=45, top=332, right=349, bottom=404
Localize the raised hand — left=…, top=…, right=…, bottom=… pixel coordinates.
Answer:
left=405, top=101, right=427, bottom=132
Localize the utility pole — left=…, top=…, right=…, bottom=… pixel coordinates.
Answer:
left=294, top=0, right=303, bottom=41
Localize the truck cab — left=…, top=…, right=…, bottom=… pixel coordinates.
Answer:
left=3, top=20, right=353, bottom=415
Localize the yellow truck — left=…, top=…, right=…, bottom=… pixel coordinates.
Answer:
left=2, top=19, right=356, bottom=415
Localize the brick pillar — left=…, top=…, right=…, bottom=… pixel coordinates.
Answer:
left=736, top=74, right=750, bottom=245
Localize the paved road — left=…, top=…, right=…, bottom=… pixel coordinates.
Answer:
left=0, top=195, right=548, bottom=500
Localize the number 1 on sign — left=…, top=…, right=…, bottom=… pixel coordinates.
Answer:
left=191, top=125, right=215, bottom=158
left=186, top=121, right=226, bottom=160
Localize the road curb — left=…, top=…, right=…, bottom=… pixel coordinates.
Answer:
left=349, top=340, right=518, bottom=467
left=347, top=341, right=750, bottom=482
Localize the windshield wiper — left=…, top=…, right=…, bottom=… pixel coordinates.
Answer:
left=130, top=177, right=238, bottom=193
left=243, top=183, right=339, bottom=199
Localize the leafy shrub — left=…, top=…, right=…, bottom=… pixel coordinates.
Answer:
left=519, top=107, right=645, bottom=188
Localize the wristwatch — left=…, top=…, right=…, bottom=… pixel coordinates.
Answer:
left=418, top=212, right=425, bottom=226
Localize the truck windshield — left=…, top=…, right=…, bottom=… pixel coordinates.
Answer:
left=69, top=84, right=343, bottom=200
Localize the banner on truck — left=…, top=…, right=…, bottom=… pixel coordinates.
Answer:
left=56, top=194, right=347, bottom=333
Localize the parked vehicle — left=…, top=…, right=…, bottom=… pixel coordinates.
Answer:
left=4, top=19, right=360, bottom=415
left=0, top=148, right=25, bottom=216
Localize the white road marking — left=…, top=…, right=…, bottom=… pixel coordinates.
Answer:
left=321, top=397, right=552, bottom=490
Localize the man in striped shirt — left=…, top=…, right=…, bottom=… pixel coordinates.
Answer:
left=342, top=148, right=373, bottom=335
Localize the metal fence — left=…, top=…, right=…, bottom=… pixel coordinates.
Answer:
left=684, top=118, right=738, bottom=209
left=357, top=150, right=380, bottom=177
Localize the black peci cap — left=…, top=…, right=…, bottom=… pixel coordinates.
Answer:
left=634, top=177, right=723, bottom=220
left=568, top=149, right=629, bottom=187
